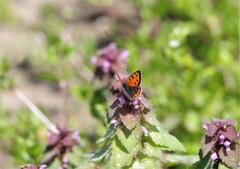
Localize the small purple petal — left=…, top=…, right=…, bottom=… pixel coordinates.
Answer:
left=132, top=99, right=138, bottom=105
left=210, top=152, right=218, bottom=160
left=39, top=165, right=47, bottom=169
left=202, top=124, right=209, bottom=130
left=119, top=96, right=126, bottom=104
left=108, top=43, right=116, bottom=51
left=63, top=163, right=68, bottom=168
left=118, top=96, right=126, bottom=108
left=47, top=131, right=52, bottom=137
left=102, top=60, right=111, bottom=73
left=72, top=131, right=80, bottom=141
left=111, top=119, right=120, bottom=128
left=118, top=102, right=123, bottom=108
left=118, top=50, right=129, bottom=60
left=141, top=126, right=148, bottom=136
left=219, top=135, right=225, bottom=145
left=134, top=104, right=139, bottom=109
left=62, top=156, right=68, bottom=163
left=226, top=147, right=231, bottom=151
left=91, top=56, right=97, bottom=65
left=111, top=119, right=117, bottom=124
left=224, top=141, right=231, bottom=151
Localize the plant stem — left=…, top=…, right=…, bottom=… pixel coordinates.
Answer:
left=14, top=89, right=59, bottom=134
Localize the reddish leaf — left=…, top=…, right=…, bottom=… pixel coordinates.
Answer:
left=201, top=135, right=216, bottom=156
left=219, top=125, right=239, bottom=141
left=119, top=111, right=140, bottom=130
left=218, top=143, right=240, bottom=169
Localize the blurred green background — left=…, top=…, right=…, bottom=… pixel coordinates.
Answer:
left=0, top=0, right=239, bottom=168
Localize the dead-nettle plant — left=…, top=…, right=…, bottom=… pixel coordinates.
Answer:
left=91, top=73, right=186, bottom=168
left=90, top=43, right=130, bottom=124
left=43, top=124, right=80, bottom=169
left=91, top=43, right=129, bottom=85
left=191, top=118, right=240, bottom=169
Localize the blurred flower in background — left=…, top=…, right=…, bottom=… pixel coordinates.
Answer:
left=43, top=124, right=80, bottom=169
left=91, top=43, right=129, bottom=84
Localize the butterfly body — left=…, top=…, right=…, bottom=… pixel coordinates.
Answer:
left=118, top=70, right=142, bottom=100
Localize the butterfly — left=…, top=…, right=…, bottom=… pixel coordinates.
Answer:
left=117, top=70, right=142, bottom=100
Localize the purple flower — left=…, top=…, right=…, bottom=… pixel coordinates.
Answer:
left=92, top=43, right=129, bottom=83
left=39, top=165, right=47, bottom=169
left=219, top=134, right=225, bottom=145
left=224, top=141, right=231, bottom=151
left=210, top=152, right=218, bottom=161
left=202, top=124, right=208, bottom=130
left=141, top=126, right=148, bottom=136
left=201, top=118, right=239, bottom=162
left=43, top=124, right=80, bottom=168
left=130, top=99, right=140, bottom=109
left=118, top=96, right=126, bottom=108
left=111, top=119, right=121, bottom=128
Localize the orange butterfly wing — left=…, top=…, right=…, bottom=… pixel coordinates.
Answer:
left=125, top=70, right=142, bottom=87
left=132, top=87, right=141, bottom=98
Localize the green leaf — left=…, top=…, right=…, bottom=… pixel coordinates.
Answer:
left=142, top=142, right=163, bottom=159
left=37, top=72, right=59, bottom=82
left=90, top=142, right=111, bottom=162
left=0, top=57, right=10, bottom=72
left=70, top=84, right=92, bottom=100
left=107, top=139, right=133, bottom=168
left=130, top=158, right=162, bottom=169
left=189, top=151, right=213, bottom=169
left=116, top=125, right=142, bottom=154
left=148, top=126, right=186, bottom=152
left=143, top=112, right=162, bottom=128
left=97, top=125, right=116, bottom=144
left=143, top=112, right=185, bottom=152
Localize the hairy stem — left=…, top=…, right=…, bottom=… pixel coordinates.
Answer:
left=14, top=89, right=59, bottom=134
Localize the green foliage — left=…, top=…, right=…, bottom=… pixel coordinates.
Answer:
left=1, top=0, right=238, bottom=168
left=90, top=88, right=108, bottom=124
left=143, top=113, right=186, bottom=152
left=92, top=112, right=186, bottom=168
left=0, top=57, right=16, bottom=89
left=0, top=0, right=18, bottom=24
left=116, top=125, right=142, bottom=154
left=0, top=108, right=45, bottom=165
left=107, top=138, right=133, bottom=168
left=130, top=158, right=162, bottom=169
left=123, top=0, right=239, bottom=154
left=96, top=124, right=116, bottom=144
left=70, top=84, right=92, bottom=100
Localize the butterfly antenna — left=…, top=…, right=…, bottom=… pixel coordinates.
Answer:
left=117, top=73, right=123, bottom=84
